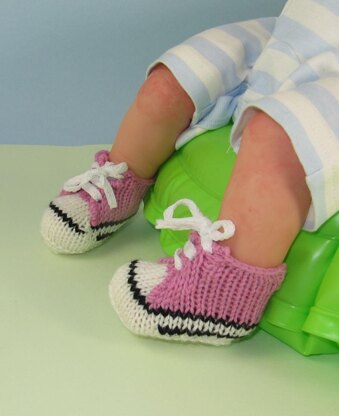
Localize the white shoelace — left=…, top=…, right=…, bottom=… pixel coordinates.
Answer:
left=156, top=199, right=235, bottom=270
left=63, top=161, right=128, bottom=209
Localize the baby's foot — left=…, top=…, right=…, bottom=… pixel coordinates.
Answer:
left=109, top=199, right=286, bottom=345
left=41, top=150, right=153, bottom=254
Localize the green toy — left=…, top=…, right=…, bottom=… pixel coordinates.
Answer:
left=144, top=124, right=339, bottom=356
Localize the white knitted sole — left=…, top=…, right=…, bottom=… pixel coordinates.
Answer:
left=41, top=195, right=129, bottom=254
left=109, top=260, right=255, bottom=346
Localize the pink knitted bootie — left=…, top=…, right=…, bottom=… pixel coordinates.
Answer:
left=109, top=199, right=286, bottom=345
left=41, top=150, right=154, bottom=254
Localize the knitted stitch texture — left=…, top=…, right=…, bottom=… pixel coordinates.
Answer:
left=41, top=150, right=153, bottom=254
left=110, top=203, right=287, bottom=345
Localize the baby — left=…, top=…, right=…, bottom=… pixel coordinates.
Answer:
left=41, top=0, right=339, bottom=345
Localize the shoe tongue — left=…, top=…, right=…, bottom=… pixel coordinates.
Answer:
left=190, top=231, right=201, bottom=245
left=190, top=230, right=231, bottom=257
left=94, top=150, right=110, bottom=166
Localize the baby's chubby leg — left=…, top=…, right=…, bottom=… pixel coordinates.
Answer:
left=41, top=64, right=194, bottom=254
left=109, top=64, right=195, bottom=179
left=111, top=65, right=311, bottom=268
left=219, top=112, right=311, bottom=268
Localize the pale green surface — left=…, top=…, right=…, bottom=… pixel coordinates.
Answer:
left=1, top=145, right=339, bottom=416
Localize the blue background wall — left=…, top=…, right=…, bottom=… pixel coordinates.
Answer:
left=1, top=0, right=286, bottom=145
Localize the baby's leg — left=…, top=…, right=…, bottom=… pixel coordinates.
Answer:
left=109, top=64, right=311, bottom=268
left=109, top=64, right=195, bottom=179
left=219, top=111, right=311, bottom=268
left=41, top=64, right=195, bottom=254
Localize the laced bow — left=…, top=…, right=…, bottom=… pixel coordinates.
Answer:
left=63, top=161, right=128, bottom=209
left=156, top=199, right=235, bottom=270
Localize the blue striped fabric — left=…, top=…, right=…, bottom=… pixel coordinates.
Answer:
left=147, top=0, right=339, bottom=231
